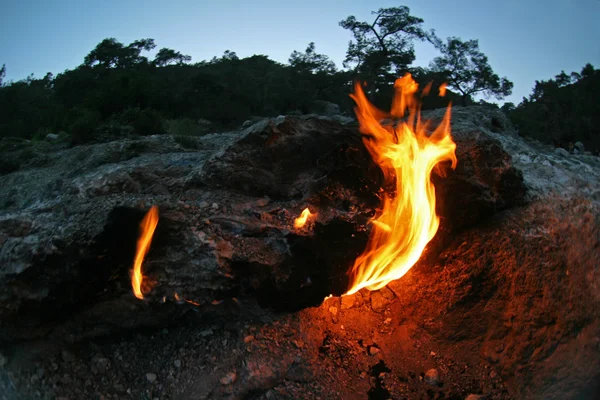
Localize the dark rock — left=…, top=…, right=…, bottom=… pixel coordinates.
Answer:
left=0, top=110, right=529, bottom=343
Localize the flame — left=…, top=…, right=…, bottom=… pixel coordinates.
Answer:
left=439, top=83, right=447, bottom=97
left=346, top=73, right=457, bottom=295
left=294, top=207, right=315, bottom=229
left=131, top=205, right=159, bottom=299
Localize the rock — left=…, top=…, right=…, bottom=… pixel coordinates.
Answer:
left=61, top=350, right=75, bottom=363
left=146, top=372, right=157, bottom=383
left=370, top=290, right=391, bottom=313
left=242, top=120, right=254, bottom=129
left=328, top=306, right=338, bottom=316
left=45, top=133, right=59, bottom=141
left=424, top=368, right=440, bottom=386
left=465, top=395, right=486, bottom=400
left=310, top=100, right=341, bottom=116
left=173, top=359, right=181, bottom=368
left=554, top=147, right=570, bottom=157
left=219, top=371, right=237, bottom=385
left=255, top=197, right=270, bottom=207
left=0, top=110, right=532, bottom=343
left=369, top=346, right=380, bottom=356
left=574, top=141, right=585, bottom=153
left=340, top=294, right=356, bottom=310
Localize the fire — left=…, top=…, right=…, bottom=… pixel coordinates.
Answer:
left=346, top=74, right=457, bottom=294
left=294, top=207, right=315, bottom=229
left=131, top=205, right=159, bottom=299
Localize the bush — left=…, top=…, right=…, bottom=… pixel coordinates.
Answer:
left=117, top=107, right=164, bottom=135
left=68, top=109, right=102, bottom=145
left=173, top=135, right=201, bottom=149
left=165, top=118, right=207, bottom=136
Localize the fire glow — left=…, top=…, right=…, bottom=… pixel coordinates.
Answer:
left=346, top=74, right=457, bottom=295
left=294, top=207, right=315, bottom=229
left=131, top=205, right=159, bottom=299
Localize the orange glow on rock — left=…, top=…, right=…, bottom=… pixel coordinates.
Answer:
left=346, top=74, right=457, bottom=294
left=294, top=207, right=315, bottom=229
left=131, top=206, right=159, bottom=299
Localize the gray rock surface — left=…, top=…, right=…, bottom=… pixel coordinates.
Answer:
left=0, top=107, right=589, bottom=344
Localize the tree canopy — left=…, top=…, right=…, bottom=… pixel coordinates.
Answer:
left=429, top=37, right=513, bottom=106
left=339, top=7, right=432, bottom=90
left=0, top=11, right=596, bottom=157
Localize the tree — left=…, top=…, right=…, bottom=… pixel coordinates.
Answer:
left=288, top=42, right=336, bottom=74
left=0, top=64, right=5, bottom=86
left=153, top=48, right=192, bottom=66
left=430, top=37, right=513, bottom=106
left=84, top=38, right=156, bottom=68
left=339, top=7, right=432, bottom=89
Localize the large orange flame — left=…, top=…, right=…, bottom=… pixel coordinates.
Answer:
left=346, top=74, right=457, bottom=295
left=131, top=205, right=159, bottom=299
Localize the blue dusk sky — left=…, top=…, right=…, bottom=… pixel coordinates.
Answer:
left=1, top=0, right=599, bottom=105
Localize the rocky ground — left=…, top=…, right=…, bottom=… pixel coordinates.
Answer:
left=1, top=107, right=599, bottom=400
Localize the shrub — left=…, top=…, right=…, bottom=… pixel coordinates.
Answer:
left=165, top=118, right=207, bottom=136
left=68, top=109, right=102, bottom=145
left=117, top=107, right=164, bottom=135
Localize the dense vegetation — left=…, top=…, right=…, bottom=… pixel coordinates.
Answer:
left=0, top=6, right=596, bottom=154
left=505, top=63, right=600, bottom=153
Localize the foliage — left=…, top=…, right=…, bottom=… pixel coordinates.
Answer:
left=339, top=7, right=432, bottom=91
left=429, top=37, right=513, bottom=106
left=509, top=64, right=599, bottom=152
left=1, top=30, right=592, bottom=156
left=84, top=38, right=156, bottom=68
left=165, top=118, right=206, bottom=136
left=154, top=48, right=192, bottom=66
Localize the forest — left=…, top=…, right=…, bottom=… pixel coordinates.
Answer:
left=0, top=6, right=597, bottom=153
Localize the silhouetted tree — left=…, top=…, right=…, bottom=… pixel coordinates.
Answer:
left=0, top=64, right=5, bottom=86
left=339, top=7, right=433, bottom=90
left=289, top=42, right=337, bottom=74
left=84, top=38, right=156, bottom=68
left=153, top=48, right=192, bottom=66
left=429, top=37, right=513, bottom=106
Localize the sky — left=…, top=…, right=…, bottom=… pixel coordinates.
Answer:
left=1, top=0, right=599, bottom=105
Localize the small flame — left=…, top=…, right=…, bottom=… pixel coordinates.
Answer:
left=131, top=206, right=159, bottom=299
left=346, top=74, right=457, bottom=294
left=294, top=207, right=315, bottom=229
left=439, top=83, right=447, bottom=97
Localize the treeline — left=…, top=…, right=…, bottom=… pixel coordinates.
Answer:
left=0, top=6, right=596, bottom=152
left=504, top=63, right=600, bottom=153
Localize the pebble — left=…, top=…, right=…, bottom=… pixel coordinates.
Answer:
left=490, top=370, right=497, bottom=379
left=244, top=335, right=255, bottom=343
left=146, top=372, right=157, bottom=383
left=174, top=359, right=181, bottom=368
left=219, top=371, right=237, bottom=385
left=424, top=369, right=440, bottom=386
left=198, top=201, right=210, bottom=208
left=369, top=347, right=380, bottom=356
left=329, top=306, right=338, bottom=316
left=211, top=203, right=219, bottom=210
left=465, top=395, right=486, bottom=400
